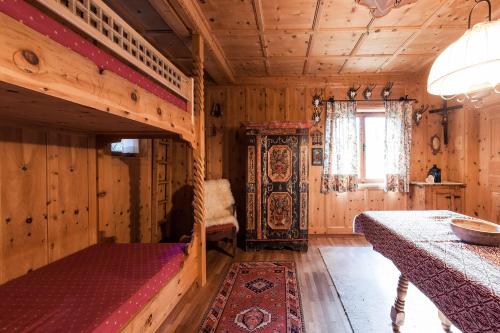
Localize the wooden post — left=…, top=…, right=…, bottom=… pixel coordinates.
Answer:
left=391, top=274, right=409, bottom=332
left=438, top=310, right=452, bottom=332
left=192, top=33, right=206, bottom=286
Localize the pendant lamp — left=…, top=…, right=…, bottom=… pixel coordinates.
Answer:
left=427, top=0, right=500, bottom=101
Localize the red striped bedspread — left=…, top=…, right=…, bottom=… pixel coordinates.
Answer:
left=0, top=243, right=185, bottom=332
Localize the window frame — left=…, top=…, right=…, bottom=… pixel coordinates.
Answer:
left=357, top=109, right=385, bottom=184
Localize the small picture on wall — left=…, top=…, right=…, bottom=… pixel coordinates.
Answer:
left=311, top=148, right=323, bottom=166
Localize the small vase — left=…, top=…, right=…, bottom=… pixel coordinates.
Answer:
left=428, top=164, right=441, bottom=183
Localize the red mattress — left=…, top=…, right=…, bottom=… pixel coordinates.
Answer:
left=0, top=243, right=186, bottom=333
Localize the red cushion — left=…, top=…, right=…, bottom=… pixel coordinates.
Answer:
left=0, top=243, right=185, bottom=332
left=207, top=224, right=236, bottom=234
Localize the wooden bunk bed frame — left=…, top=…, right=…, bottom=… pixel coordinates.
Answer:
left=0, top=0, right=206, bottom=331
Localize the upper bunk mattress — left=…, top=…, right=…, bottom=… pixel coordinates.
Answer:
left=0, top=243, right=186, bottom=332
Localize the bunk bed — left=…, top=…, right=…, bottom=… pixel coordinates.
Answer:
left=0, top=0, right=203, bottom=331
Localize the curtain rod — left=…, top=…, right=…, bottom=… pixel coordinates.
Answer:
left=327, top=98, right=417, bottom=103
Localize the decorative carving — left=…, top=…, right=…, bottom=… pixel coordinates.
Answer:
left=382, top=82, right=394, bottom=100
left=267, top=145, right=292, bottom=182
left=413, top=104, right=429, bottom=126
left=248, top=146, right=256, bottom=183
left=363, top=83, right=376, bottom=100
left=311, top=93, right=324, bottom=126
left=300, top=192, right=307, bottom=230
left=347, top=85, right=361, bottom=101
left=310, top=129, right=323, bottom=146
left=267, top=192, right=293, bottom=230
left=247, top=193, right=255, bottom=230
left=311, top=148, right=323, bottom=166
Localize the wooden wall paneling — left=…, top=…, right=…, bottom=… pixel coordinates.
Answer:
left=97, top=139, right=152, bottom=243
left=138, top=140, right=153, bottom=243
left=87, top=135, right=98, bottom=245
left=245, top=87, right=267, bottom=122
left=0, top=127, right=47, bottom=283
left=205, top=87, right=227, bottom=179
left=47, top=132, right=91, bottom=262
left=463, top=107, right=481, bottom=217
left=265, top=87, right=287, bottom=121
left=204, top=75, right=455, bottom=234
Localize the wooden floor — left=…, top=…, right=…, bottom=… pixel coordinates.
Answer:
left=159, top=235, right=362, bottom=333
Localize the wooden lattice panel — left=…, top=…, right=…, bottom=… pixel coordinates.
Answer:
left=36, top=0, right=190, bottom=99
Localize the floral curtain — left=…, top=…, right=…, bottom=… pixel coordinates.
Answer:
left=321, top=101, right=359, bottom=193
left=384, top=101, right=413, bottom=192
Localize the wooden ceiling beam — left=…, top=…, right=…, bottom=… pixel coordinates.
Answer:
left=252, top=0, right=270, bottom=75
left=377, top=0, right=456, bottom=72
left=211, top=24, right=466, bottom=36
left=303, top=0, right=326, bottom=75
left=149, top=0, right=190, bottom=40
left=223, top=53, right=437, bottom=61
left=165, top=0, right=235, bottom=83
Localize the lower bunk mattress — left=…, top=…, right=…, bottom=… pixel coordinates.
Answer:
left=0, top=243, right=186, bottom=332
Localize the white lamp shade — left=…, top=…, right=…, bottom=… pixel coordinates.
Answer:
left=427, top=20, right=500, bottom=97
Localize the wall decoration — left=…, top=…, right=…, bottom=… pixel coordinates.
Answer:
left=311, top=93, right=324, bottom=126
left=363, top=84, right=376, bottom=100
left=267, top=192, right=293, bottom=230
left=429, top=100, right=463, bottom=145
left=310, top=129, right=323, bottom=146
left=267, top=145, right=292, bottom=182
left=210, top=103, right=222, bottom=118
left=430, top=135, right=441, bottom=155
left=311, top=148, right=323, bottom=166
left=347, top=85, right=361, bottom=101
left=413, top=104, right=429, bottom=126
left=381, top=82, right=394, bottom=100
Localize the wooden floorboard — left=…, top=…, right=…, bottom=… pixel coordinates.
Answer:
left=158, top=235, right=362, bottom=333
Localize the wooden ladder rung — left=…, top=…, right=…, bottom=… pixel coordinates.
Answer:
left=157, top=160, right=168, bottom=165
left=158, top=199, right=168, bottom=204
left=158, top=180, right=168, bottom=185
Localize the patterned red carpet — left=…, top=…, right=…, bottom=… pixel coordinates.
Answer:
left=199, top=261, right=305, bottom=333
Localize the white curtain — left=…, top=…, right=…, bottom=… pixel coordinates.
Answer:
left=321, top=101, right=359, bottom=193
left=384, top=101, right=413, bottom=192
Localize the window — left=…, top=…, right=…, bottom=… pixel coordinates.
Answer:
left=110, top=139, right=140, bottom=155
left=357, top=107, right=385, bottom=184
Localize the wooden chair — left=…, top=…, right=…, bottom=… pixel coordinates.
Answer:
left=204, top=179, right=238, bottom=257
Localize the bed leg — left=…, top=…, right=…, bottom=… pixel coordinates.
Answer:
left=391, top=274, right=409, bottom=333
left=438, top=310, right=452, bottom=332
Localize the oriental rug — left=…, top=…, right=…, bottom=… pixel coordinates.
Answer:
left=320, top=246, right=461, bottom=333
left=199, top=261, right=305, bottom=333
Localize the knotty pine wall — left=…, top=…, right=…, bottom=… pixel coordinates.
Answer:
left=0, top=126, right=194, bottom=284
left=0, top=125, right=97, bottom=283
left=204, top=73, right=479, bottom=233
left=97, top=139, right=153, bottom=243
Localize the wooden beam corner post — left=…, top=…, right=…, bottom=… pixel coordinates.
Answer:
left=192, top=33, right=206, bottom=286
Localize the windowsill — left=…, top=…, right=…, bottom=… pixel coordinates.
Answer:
left=358, top=183, right=384, bottom=190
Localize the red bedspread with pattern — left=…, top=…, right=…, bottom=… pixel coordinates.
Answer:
left=0, top=243, right=185, bottom=333
left=354, top=211, right=500, bottom=333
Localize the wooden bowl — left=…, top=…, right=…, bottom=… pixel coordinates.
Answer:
left=450, top=218, right=500, bottom=247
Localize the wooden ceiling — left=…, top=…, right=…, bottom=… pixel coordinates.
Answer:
left=105, top=0, right=499, bottom=82
left=197, top=0, right=500, bottom=78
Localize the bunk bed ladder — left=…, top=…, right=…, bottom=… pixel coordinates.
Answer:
left=151, top=139, right=172, bottom=242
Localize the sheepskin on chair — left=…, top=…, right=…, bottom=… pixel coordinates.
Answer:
left=204, top=179, right=239, bottom=231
